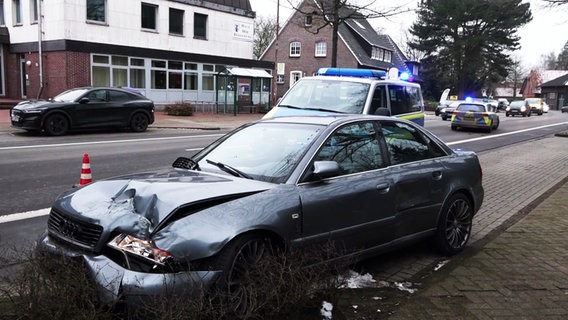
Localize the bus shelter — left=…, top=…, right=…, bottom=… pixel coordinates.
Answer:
left=216, top=67, right=272, bottom=115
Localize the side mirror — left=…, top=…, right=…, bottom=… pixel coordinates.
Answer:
left=312, top=161, right=341, bottom=179
left=79, top=97, right=90, bottom=104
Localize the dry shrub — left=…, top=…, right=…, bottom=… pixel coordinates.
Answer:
left=163, top=101, right=195, bottom=116
left=0, top=242, right=351, bottom=320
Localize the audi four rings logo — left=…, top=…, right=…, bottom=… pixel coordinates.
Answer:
left=59, top=220, right=81, bottom=237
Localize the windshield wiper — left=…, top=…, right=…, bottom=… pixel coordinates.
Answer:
left=172, top=157, right=200, bottom=170
left=279, top=105, right=344, bottom=114
left=206, top=159, right=252, bottom=179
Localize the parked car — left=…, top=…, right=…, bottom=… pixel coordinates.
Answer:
left=562, top=105, right=568, bottom=113
left=543, top=101, right=549, bottom=113
left=36, top=114, right=484, bottom=314
left=505, top=100, right=531, bottom=117
left=524, top=98, right=544, bottom=115
left=10, top=87, right=155, bottom=136
left=451, top=102, right=500, bottom=133
left=439, top=100, right=462, bottom=120
left=497, top=98, right=510, bottom=111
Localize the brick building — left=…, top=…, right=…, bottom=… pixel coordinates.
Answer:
left=0, top=0, right=273, bottom=105
left=260, top=0, right=420, bottom=100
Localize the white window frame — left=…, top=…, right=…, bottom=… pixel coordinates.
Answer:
left=290, top=71, right=302, bottom=86
left=289, top=42, right=301, bottom=57
left=304, top=14, right=312, bottom=27
left=276, top=74, right=285, bottom=84
left=315, top=41, right=326, bottom=57
left=29, top=0, right=37, bottom=23
left=12, top=0, right=22, bottom=25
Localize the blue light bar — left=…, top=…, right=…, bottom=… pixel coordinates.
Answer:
left=317, top=68, right=387, bottom=79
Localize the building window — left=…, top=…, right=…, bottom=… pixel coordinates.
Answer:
left=315, top=41, right=326, bottom=57
left=151, top=60, right=167, bottom=89
left=305, top=14, right=312, bottom=26
left=12, top=0, right=22, bottom=25
left=29, top=0, right=37, bottom=23
left=276, top=75, right=285, bottom=84
left=86, top=0, right=105, bottom=23
left=0, top=1, right=4, bottom=26
left=168, top=61, right=183, bottom=89
left=169, top=8, right=183, bottom=35
left=202, top=64, right=215, bottom=90
left=129, top=58, right=146, bottom=89
left=384, top=50, right=392, bottom=63
left=290, top=71, right=302, bottom=86
left=0, top=46, right=4, bottom=95
left=194, top=13, right=207, bottom=39
left=289, top=42, right=301, bottom=57
left=141, top=3, right=157, bottom=31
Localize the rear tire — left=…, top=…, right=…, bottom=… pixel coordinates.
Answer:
left=130, top=113, right=149, bottom=132
left=435, top=193, right=473, bottom=256
left=44, top=114, right=69, bottom=136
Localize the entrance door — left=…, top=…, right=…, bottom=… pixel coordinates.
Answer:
left=20, top=55, right=27, bottom=99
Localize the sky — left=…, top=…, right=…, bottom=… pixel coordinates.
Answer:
left=249, top=0, right=568, bottom=70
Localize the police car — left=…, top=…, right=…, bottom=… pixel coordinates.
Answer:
left=451, top=102, right=500, bottom=133
left=263, top=67, right=425, bottom=126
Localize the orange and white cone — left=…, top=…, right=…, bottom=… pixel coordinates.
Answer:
left=79, top=153, right=93, bottom=186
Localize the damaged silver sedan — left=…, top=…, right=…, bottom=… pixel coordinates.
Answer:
left=36, top=114, right=484, bottom=314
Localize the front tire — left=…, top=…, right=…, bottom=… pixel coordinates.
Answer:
left=435, top=193, right=473, bottom=256
left=212, top=234, right=272, bottom=318
left=44, top=114, right=69, bottom=136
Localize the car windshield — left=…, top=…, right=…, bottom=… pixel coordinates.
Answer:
left=278, top=78, right=370, bottom=114
left=510, top=101, right=524, bottom=107
left=526, top=98, right=540, bottom=104
left=457, top=104, right=485, bottom=112
left=53, top=89, right=90, bottom=102
left=196, top=122, right=323, bottom=183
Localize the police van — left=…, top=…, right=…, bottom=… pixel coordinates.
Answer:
left=264, top=67, right=425, bottom=126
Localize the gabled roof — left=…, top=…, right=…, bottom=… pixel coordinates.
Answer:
left=339, top=18, right=409, bottom=72
left=541, top=73, right=568, bottom=87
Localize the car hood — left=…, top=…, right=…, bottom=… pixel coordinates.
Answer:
left=54, top=168, right=275, bottom=236
left=13, top=99, right=62, bottom=110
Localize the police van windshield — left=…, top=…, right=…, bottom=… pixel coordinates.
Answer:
left=278, top=79, right=370, bottom=114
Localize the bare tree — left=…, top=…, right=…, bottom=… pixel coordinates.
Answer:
left=254, top=16, right=277, bottom=60
left=542, top=0, right=568, bottom=5
left=287, top=0, right=411, bottom=67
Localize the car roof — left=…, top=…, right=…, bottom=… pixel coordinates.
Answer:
left=298, top=75, right=421, bottom=87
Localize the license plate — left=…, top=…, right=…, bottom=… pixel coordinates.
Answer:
left=11, top=114, right=20, bottom=122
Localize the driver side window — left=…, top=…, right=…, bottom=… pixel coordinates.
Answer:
left=87, top=90, right=107, bottom=102
left=314, top=121, right=384, bottom=175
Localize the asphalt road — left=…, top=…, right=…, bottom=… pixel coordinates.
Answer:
left=1, top=111, right=567, bottom=249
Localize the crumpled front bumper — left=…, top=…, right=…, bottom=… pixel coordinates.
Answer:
left=36, top=233, right=221, bottom=308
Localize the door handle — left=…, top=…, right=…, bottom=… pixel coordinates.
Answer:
left=376, top=183, right=390, bottom=194
left=432, top=171, right=442, bottom=180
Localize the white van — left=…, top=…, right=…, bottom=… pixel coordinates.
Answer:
left=264, top=68, right=426, bottom=126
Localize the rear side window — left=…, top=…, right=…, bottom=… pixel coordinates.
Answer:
left=380, top=121, right=446, bottom=165
left=388, top=85, right=422, bottom=115
left=109, top=90, right=132, bottom=102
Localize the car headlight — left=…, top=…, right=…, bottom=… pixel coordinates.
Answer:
left=441, top=108, right=446, bottom=113
left=521, top=106, right=526, bottom=112
left=22, top=109, right=44, bottom=114
left=506, top=107, right=510, bottom=111
left=108, top=234, right=172, bottom=265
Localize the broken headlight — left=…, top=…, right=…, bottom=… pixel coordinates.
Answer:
left=108, top=234, right=172, bottom=266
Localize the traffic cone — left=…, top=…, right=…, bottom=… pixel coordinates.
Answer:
left=79, top=153, right=93, bottom=186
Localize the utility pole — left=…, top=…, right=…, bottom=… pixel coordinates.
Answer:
left=273, top=0, right=280, bottom=106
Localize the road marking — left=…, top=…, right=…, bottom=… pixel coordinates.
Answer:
left=0, top=134, right=224, bottom=151
left=3, top=122, right=568, bottom=224
left=0, top=208, right=50, bottom=224
left=445, top=122, right=568, bottom=145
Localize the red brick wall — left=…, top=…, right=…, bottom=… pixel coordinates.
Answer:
left=5, top=51, right=90, bottom=100
left=261, top=1, right=358, bottom=99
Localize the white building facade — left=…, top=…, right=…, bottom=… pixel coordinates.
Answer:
left=0, top=0, right=272, bottom=104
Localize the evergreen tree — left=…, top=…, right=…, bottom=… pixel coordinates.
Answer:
left=409, top=0, right=532, bottom=99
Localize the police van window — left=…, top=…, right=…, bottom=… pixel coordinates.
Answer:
left=388, top=85, right=422, bottom=115
left=370, top=85, right=387, bottom=114
left=314, top=121, right=384, bottom=175
left=380, top=121, right=446, bottom=165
